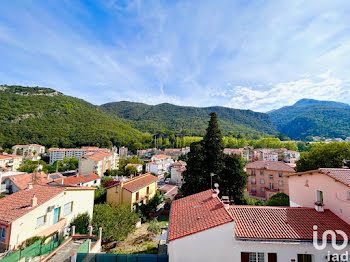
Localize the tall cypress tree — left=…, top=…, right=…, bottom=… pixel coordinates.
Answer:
left=181, top=112, right=247, bottom=203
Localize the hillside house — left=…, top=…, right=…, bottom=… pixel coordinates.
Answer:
left=168, top=189, right=350, bottom=262
left=106, top=173, right=158, bottom=209
left=170, top=161, right=187, bottom=187
left=145, top=154, right=174, bottom=176
left=0, top=184, right=95, bottom=252
left=79, top=151, right=119, bottom=176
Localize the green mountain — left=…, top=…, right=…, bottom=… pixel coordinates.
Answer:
left=100, top=101, right=277, bottom=137
left=268, top=99, right=350, bottom=140
left=0, top=85, right=152, bottom=149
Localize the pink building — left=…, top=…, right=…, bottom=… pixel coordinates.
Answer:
left=288, top=168, right=350, bottom=225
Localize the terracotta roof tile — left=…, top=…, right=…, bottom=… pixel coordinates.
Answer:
left=246, top=161, right=295, bottom=172
left=122, top=173, right=158, bottom=192
left=153, top=154, right=171, bottom=159
left=54, top=173, right=100, bottom=186
left=319, top=168, right=350, bottom=187
left=4, top=172, right=53, bottom=190
left=168, top=190, right=233, bottom=242
left=0, top=185, right=66, bottom=223
left=229, top=206, right=350, bottom=241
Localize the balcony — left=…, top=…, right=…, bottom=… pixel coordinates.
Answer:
left=37, top=218, right=67, bottom=237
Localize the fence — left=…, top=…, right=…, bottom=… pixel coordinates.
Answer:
left=77, top=239, right=90, bottom=254
left=0, top=238, right=66, bottom=262
left=76, top=253, right=169, bottom=262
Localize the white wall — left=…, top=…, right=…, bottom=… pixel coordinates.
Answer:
left=168, top=222, right=350, bottom=262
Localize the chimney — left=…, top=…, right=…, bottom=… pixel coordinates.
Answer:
left=212, top=183, right=220, bottom=198
left=28, top=182, right=33, bottom=190
left=31, top=194, right=38, bottom=207
left=221, top=196, right=230, bottom=210
left=314, top=202, right=324, bottom=212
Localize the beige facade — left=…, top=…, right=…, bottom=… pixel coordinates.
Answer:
left=0, top=186, right=95, bottom=251
left=0, top=155, right=23, bottom=171
left=79, top=152, right=119, bottom=176
left=107, top=174, right=158, bottom=209
left=12, top=144, right=45, bottom=157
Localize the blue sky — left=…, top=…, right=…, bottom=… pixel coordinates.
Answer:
left=0, top=0, right=350, bottom=112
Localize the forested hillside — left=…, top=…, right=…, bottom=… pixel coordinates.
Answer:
left=268, top=99, right=350, bottom=140
left=100, top=101, right=277, bottom=138
left=0, top=85, right=152, bottom=149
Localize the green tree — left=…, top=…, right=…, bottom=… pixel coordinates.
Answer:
left=182, top=112, right=247, bottom=203
left=18, top=160, right=45, bottom=173
left=296, top=142, right=350, bottom=172
left=70, top=212, right=91, bottom=234
left=265, top=193, right=290, bottom=206
left=92, top=204, right=139, bottom=243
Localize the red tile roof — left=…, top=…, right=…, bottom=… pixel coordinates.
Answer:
left=246, top=161, right=295, bottom=172
left=153, top=154, right=171, bottom=159
left=122, top=173, right=158, bottom=192
left=4, top=172, right=53, bottom=190
left=319, top=168, right=350, bottom=187
left=54, top=173, right=100, bottom=186
left=168, top=190, right=234, bottom=242
left=289, top=168, right=350, bottom=188
left=0, top=185, right=66, bottom=223
left=229, top=206, right=350, bottom=241
left=0, top=154, right=22, bottom=159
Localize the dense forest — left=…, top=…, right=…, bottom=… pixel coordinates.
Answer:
left=0, top=85, right=152, bottom=150
left=268, top=99, right=350, bottom=140
left=100, top=101, right=277, bottom=137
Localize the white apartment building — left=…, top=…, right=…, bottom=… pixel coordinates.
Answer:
left=48, top=147, right=111, bottom=164
left=170, top=161, right=186, bottom=187
left=12, top=144, right=45, bottom=157
left=145, top=154, right=174, bottom=176
left=0, top=154, right=23, bottom=171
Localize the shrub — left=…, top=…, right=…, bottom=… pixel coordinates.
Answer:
left=70, top=212, right=91, bottom=234
left=147, top=219, right=161, bottom=235
left=265, top=193, right=290, bottom=206
left=24, top=236, right=41, bottom=247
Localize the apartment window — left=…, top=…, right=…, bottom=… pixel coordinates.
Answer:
left=260, top=170, right=264, bottom=175
left=261, top=187, right=265, bottom=193
left=279, top=181, right=283, bottom=186
left=63, top=202, right=73, bottom=216
left=269, top=175, right=273, bottom=180
left=37, top=215, right=46, bottom=227
left=278, top=172, right=283, bottom=178
left=252, top=186, right=256, bottom=192
left=316, top=190, right=323, bottom=203
left=136, top=192, right=139, bottom=201
left=252, top=178, right=256, bottom=184
left=251, top=169, right=255, bottom=176
left=347, top=192, right=350, bottom=200
left=260, top=179, right=264, bottom=184
left=147, top=186, right=150, bottom=195
left=297, top=254, right=312, bottom=262
left=0, top=227, right=6, bottom=242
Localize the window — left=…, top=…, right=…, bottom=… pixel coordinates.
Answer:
left=252, top=178, right=256, bottom=184
left=316, top=190, right=323, bottom=203
left=63, top=202, right=73, bottom=216
left=37, top=215, right=46, bottom=227
left=261, top=187, right=265, bottom=193
left=279, top=181, right=283, bottom=186
left=297, top=254, right=312, bottom=262
left=147, top=186, right=150, bottom=195
left=252, top=186, right=256, bottom=192
left=347, top=192, right=350, bottom=200
left=260, top=170, right=264, bottom=175
left=136, top=192, right=139, bottom=201
left=278, top=172, right=283, bottom=177
left=269, top=175, right=273, bottom=180
left=241, top=252, right=265, bottom=262
left=260, top=179, right=264, bottom=184
left=251, top=169, right=255, bottom=175
left=0, top=227, right=6, bottom=242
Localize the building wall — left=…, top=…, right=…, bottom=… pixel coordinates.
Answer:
left=169, top=222, right=350, bottom=262
left=107, top=181, right=157, bottom=209
left=170, top=167, right=183, bottom=186
left=6, top=188, right=94, bottom=249
left=0, top=156, right=23, bottom=172
left=246, top=168, right=292, bottom=199
left=289, top=172, right=350, bottom=225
